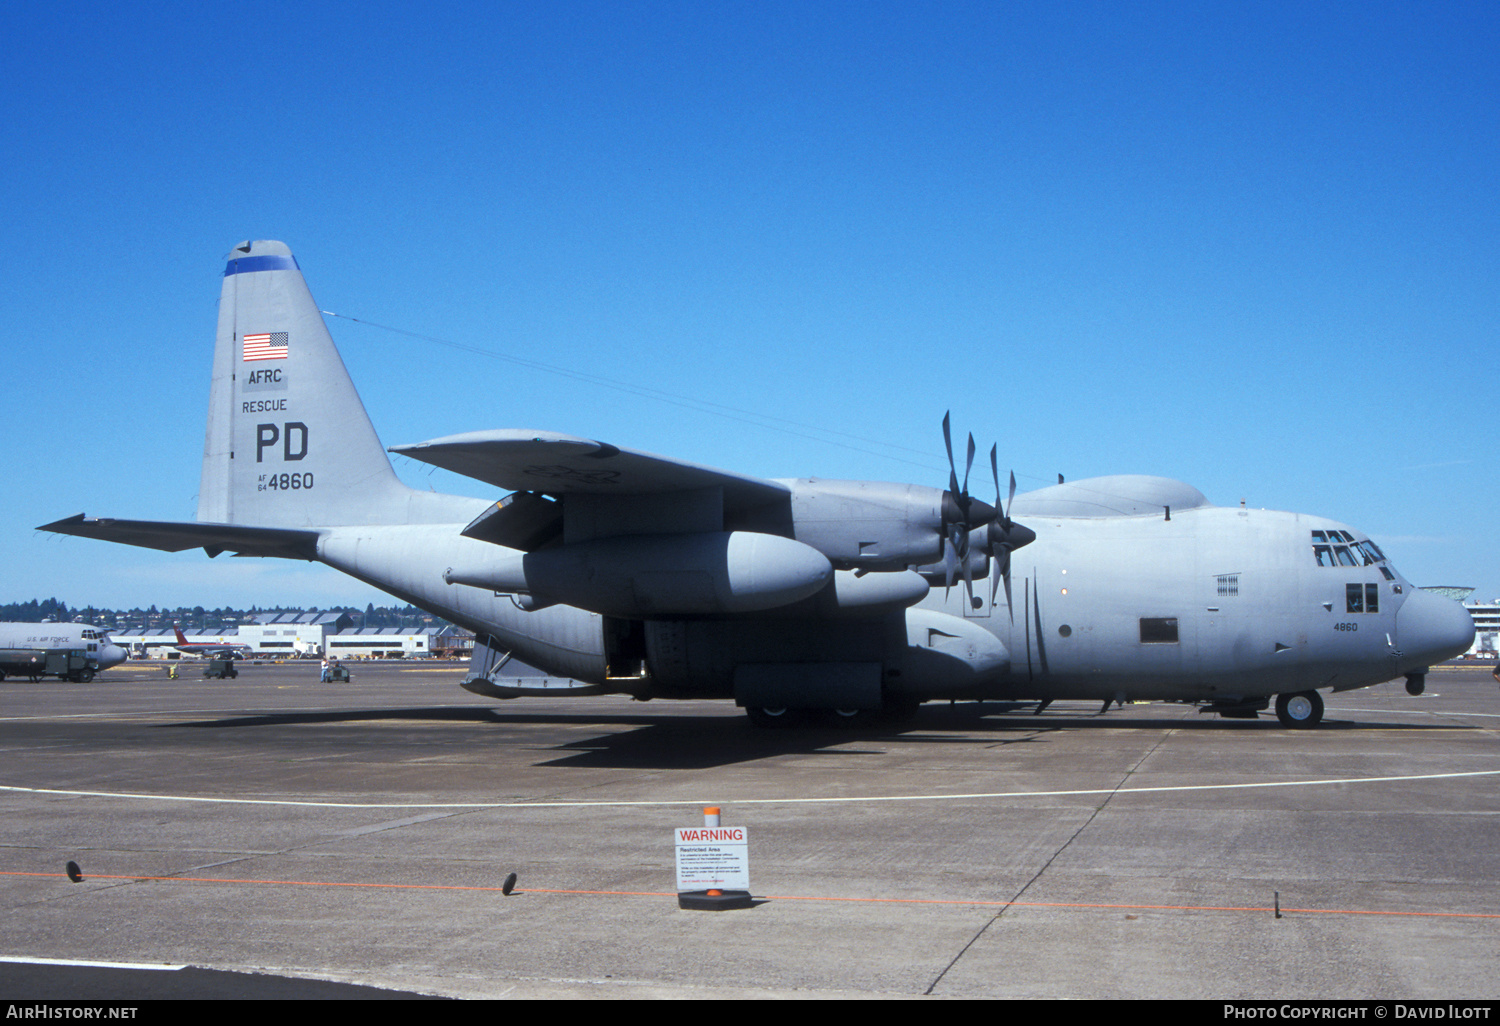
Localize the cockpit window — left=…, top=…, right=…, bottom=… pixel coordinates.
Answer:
left=1312, top=532, right=1390, bottom=570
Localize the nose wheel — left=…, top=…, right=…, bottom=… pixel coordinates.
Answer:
left=1275, top=690, right=1324, bottom=729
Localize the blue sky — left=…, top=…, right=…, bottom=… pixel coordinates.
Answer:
left=3, top=1, right=1496, bottom=610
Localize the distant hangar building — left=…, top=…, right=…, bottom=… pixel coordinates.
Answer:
left=112, top=611, right=472, bottom=660
left=237, top=611, right=353, bottom=656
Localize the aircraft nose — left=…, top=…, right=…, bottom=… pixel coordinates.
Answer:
left=1397, top=589, right=1475, bottom=671
left=99, top=645, right=127, bottom=669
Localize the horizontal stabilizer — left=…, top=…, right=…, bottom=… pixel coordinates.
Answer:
left=39, top=514, right=320, bottom=559
left=390, top=430, right=790, bottom=508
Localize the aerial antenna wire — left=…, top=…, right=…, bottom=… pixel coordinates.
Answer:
left=321, top=312, right=1166, bottom=505
left=320, top=311, right=944, bottom=474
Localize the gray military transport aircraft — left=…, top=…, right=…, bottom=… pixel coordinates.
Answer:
left=41, top=241, right=1475, bottom=728
left=0, top=623, right=127, bottom=682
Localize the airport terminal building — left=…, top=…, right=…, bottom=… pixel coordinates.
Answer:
left=110, top=612, right=473, bottom=660
left=1464, top=598, right=1499, bottom=657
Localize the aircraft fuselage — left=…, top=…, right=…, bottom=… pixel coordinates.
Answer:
left=312, top=495, right=1464, bottom=710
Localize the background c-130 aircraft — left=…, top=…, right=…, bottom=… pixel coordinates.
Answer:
left=41, top=241, right=1475, bottom=728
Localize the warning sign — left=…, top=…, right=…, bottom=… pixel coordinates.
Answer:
left=674, top=825, right=749, bottom=890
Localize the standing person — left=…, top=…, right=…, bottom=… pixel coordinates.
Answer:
left=320, top=656, right=330, bottom=682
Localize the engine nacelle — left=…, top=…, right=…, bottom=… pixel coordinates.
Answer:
left=445, top=531, right=833, bottom=619
left=791, top=569, right=931, bottom=618
left=782, top=479, right=961, bottom=570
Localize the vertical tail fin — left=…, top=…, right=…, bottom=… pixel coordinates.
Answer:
left=198, top=240, right=411, bottom=527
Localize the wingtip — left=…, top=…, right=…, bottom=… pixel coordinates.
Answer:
left=36, top=513, right=89, bottom=533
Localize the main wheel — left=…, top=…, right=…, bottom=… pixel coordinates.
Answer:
left=813, top=707, right=881, bottom=729
left=745, top=706, right=803, bottom=728
left=1275, top=690, right=1324, bottom=729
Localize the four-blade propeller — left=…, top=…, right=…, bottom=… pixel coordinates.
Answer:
left=939, top=412, right=1034, bottom=618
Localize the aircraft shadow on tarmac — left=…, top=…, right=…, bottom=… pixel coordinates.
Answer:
left=161, top=701, right=1469, bottom=771
left=532, top=709, right=1473, bottom=770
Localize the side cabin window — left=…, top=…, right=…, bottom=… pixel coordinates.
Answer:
left=1140, top=617, right=1179, bottom=644
left=1345, top=583, right=1381, bottom=614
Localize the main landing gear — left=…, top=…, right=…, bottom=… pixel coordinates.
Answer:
left=745, top=706, right=801, bottom=728
left=744, top=705, right=903, bottom=729
left=1275, top=690, right=1324, bottom=729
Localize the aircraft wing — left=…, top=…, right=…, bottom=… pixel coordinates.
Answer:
left=389, top=430, right=790, bottom=508
left=38, top=514, right=320, bottom=560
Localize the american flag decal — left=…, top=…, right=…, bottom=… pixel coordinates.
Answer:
left=242, top=332, right=289, bottom=361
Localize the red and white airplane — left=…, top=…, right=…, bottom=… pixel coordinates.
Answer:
left=171, top=626, right=252, bottom=659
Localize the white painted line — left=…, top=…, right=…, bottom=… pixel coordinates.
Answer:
left=1335, top=706, right=1500, bottom=719
left=3, top=768, right=1498, bottom=810
left=0, top=955, right=185, bottom=970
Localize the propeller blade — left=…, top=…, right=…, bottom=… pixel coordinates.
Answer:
left=964, top=433, right=976, bottom=499
left=990, top=540, right=1002, bottom=606
left=942, top=532, right=959, bottom=594
left=1003, top=557, right=1014, bottom=622
left=942, top=412, right=956, bottom=480
left=990, top=444, right=1000, bottom=509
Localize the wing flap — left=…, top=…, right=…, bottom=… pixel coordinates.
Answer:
left=460, top=492, right=564, bottom=551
